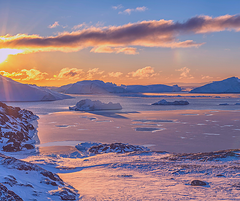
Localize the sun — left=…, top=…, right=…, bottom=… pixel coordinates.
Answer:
left=0, top=48, right=23, bottom=63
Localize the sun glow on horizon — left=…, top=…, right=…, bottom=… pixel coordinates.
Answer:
left=0, top=49, right=23, bottom=63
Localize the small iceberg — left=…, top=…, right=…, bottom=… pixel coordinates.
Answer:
left=69, top=99, right=122, bottom=111
left=152, top=99, right=189, bottom=105
left=219, top=103, right=229, bottom=106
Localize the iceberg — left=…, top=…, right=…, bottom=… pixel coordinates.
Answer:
left=152, top=99, right=189, bottom=105
left=0, top=75, right=72, bottom=101
left=190, top=77, right=240, bottom=93
left=69, top=99, right=122, bottom=111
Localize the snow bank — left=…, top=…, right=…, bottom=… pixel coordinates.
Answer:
left=152, top=99, right=189, bottom=105
left=69, top=99, right=122, bottom=111
left=0, top=102, right=39, bottom=152
left=0, top=75, right=72, bottom=101
left=190, top=77, right=240, bottom=93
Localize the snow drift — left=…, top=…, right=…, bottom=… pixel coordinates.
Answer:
left=0, top=75, right=72, bottom=101
left=69, top=99, right=122, bottom=111
left=190, top=77, right=240, bottom=93
left=152, top=99, right=189, bottom=105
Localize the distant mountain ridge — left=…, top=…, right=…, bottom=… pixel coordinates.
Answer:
left=55, top=80, right=181, bottom=94
left=190, top=77, right=240, bottom=93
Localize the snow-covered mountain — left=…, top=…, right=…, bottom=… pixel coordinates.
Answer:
left=0, top=102, right=39, bottom=152
left=0, top=75, right=72, bottom=101
left=190, top=77, right=240, bottom=93
left=55, top=80, right=181, bottom=94
left=124, top=84, right=181, bottom=93
left=56, top=80, right=126, bottom=94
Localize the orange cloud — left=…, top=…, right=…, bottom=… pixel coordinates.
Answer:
left=91, top=46, right=138, bottom=54
left=87, top=68, right=104, bottom=79
left=54, top=68, right=84, bottom=80
left=1, top=14, right=240, bottom=54
left=108, top=72, right=123, bottom=78
left=127, top=66, right=157, bottom=79
left=0, top=69, right=48, bottom=81
left=176, top=67, right=194, bottom=79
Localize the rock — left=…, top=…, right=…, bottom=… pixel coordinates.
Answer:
left=163, top=149, right=239, bottom=161
left=88, top=143, right=149, bottom=154
left=52, top=188, right=78, bottom=200
left=191, top=180, right=207, bottom=186
left=216, top=174, right=224, bottom=177
left=0, top=183, right=23, bottom=201
left=0, top=102, right=39, bottom=152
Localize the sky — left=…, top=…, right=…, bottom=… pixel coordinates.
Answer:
left=0, top=0, right=240, bottom=87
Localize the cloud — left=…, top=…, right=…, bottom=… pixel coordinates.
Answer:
left=112, top=5, right=123, bottom=10
left=48, top=21, right=60, bottom=29
left=2, top=14, right=240, bottom=53
left=108, top=72, right=123, bottom=78
left=201, top=75, right=213, bottom=79
left=119, top=6, right=148, bottom=15
left=90, top=46, right=138, bottom=54
left=87, top=68, right=104, bottom=79
left=176, top=67, right=194, bottom=79
left=0, top=69, right=48, bottom=81
left=127, top=66, right=157, bottom=79
left=72, top=22, right=87, bottom=30
left=54, top=68, right=84, bottom=80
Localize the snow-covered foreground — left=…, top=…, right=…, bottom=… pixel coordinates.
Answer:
left=23, top=147, right=240, bottom=200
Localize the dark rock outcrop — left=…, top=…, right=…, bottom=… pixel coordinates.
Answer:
left=191, top=180, right=207, bottom=186
left=163, top=149, right=240, bottom=161
left=0, top=102, right=38, bottom=152
left=88, top=143, right=149, bottom=154
left=0, top=183, right=23, bottom=201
